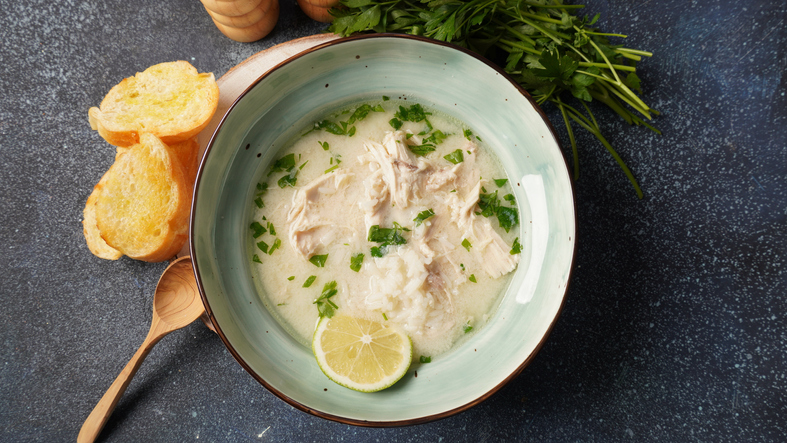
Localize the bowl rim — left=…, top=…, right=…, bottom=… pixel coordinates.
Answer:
left=189, top=32, right=578, bottom=427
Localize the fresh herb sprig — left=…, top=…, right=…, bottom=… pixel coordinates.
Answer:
left=329, top=0, right=657, bottom=198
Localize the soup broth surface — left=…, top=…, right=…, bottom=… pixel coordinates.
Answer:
left=249, top=99, right=521, bottom=358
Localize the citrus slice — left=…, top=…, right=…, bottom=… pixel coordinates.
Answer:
left=312, top=315, right=412, bottom=392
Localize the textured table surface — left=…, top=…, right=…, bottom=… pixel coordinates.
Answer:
left=1, top=0, right=785, bottom=441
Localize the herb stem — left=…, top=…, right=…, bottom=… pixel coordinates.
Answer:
left=557, top=100, right=579, bottom=179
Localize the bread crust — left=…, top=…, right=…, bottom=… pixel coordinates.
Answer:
left=88, top=61, right=219, bottom=147
left=94, top=133, right=191, bottom=262
left=83, top=170, right=123, bottom=260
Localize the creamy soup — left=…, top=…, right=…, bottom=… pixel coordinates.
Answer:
left=249, top=99, right=521, bottom=359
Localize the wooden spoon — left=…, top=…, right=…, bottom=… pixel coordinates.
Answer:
left=78, top=256, right=204, bottom=443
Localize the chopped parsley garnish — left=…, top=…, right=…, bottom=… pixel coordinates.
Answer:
left=299, top=161, right=308, bottom=170
left=477, top=189, right=519, bottom=231
left=382, top=95, right=390, bottom=101
left=250, top=222, right=267, bottom=238
left=419, top=356, right=432, bottom=364
left=510, top=238, right=522, bottom=255
left=347, top=104, right=372, bottom=125
left=303, top=275, right=317, bottom=288
left=256, top=240, right=269, bottom=253
left=277, top=166, right=298, bottom=188
left=469, top=274, right=477, bottom=283
left=268, top=238, right=281, bottom=254
left=350, top=253, right=364, bottom=272
left=252, top=254, right=262, bottom=264
left=460, top=263, right=465, bottom=271
left=368, top=223, right=410, bottom=252
left=461, top=238, right=472, bottom=251
left=382, top=312, right=388, bottom=320
left=408, top=144, right=436, bottom=156
left=463, top=322, right=473, bottom=334
left=309, top=254, right=328, bottom=267
left=443, top=149, right=464, bottom=164
left=413, top=208, right=435, bottom=226
left=277, top=303, right=286, bottom=306
left=423, top=130, right=447, bottom=145
left=319, top=141, right=330, bottom=150
left=267, top=222, right=276, bottom=236
left=478, top=190, right=501, bottom=217
left=316, top=120, right=346, bottom=135
left=395, top=104, right=430, bottom=123
left=257, top=182, right=269, bottom=193
left=389, top=118, right=403, bottom=130
left=313, top=281, right=338, bottom=318
left=268, top=154, right=296, bottom=176
left=324, top=164, right=339, bottom=174
left=504, top=193, right=516, bottom=204
left=494, top=178, right=508, bottom=187
left=463, top=129, right=473, bottom=140
left=287, top=276, right=295, bottom=281
left=497, top=207, right=519, bottom=233
left=254, top=196, right=264, bottom=208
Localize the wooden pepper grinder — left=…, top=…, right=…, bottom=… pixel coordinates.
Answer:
left=297, top=0, right=340, bottom=23
left=201, top=0, right=280, bottom=42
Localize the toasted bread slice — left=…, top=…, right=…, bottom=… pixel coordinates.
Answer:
left=88, top=61, right=219, bottom=147
left=168, top=136, right=200, bottom=187
left=83, top=170, right=123, bottom=260
left=94, top=133, right=191, bottom=262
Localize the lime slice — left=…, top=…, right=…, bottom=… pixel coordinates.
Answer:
left=312, top=315, right=412, bottom=392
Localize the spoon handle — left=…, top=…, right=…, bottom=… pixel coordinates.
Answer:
left=77, top=325, right=165, bottom=443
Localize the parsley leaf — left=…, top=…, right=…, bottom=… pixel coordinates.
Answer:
left=303, top=275, right=317, bottom=287
left=350, top=253, right=364, bottom=272
left=419, top=356, right=432, bottom=364
left=252, top=254, right=262, bottom=264
left=268, top=238, right=281, bottom=254
left=443, top=149, right=464, bottom=164
left=469, top=274, right=477, bottom=283
left=277, top=166, right=298, bottom=188
left=413, top=208, right=435, bottom=226
left=313, top=281, right=339, bottom=318
left=268, top=154, right=296, bottom=176
left=408, top=144, right=436, bottom=156
left=494, top=178, right=508, bottom=187
left=461, top=238, right=472, bottom=251
left=497, top=206, right=519, bottom=233
left=309, top=254, right=328, bottom=267
left=256, top=240, right=269, bottom=254
left=510, top=237, right=522, bottom=255
left=532, top=49, right=579, bottom=81
left=250, top=222, right=267, bottom=238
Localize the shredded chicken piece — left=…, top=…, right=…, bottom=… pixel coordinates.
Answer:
left=451, top=181, right=520, bottom=278
left=287, top=172, right=351, bottom=259
left=362, top=131, right=422, bottom=209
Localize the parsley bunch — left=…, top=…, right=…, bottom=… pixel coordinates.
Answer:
left=329, top=0, right=658, bottom=198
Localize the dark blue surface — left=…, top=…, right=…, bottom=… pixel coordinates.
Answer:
left=1, top=0, right=785, bottom=441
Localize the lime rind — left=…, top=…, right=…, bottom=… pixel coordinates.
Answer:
left=312, top=315, right=413, bottom=392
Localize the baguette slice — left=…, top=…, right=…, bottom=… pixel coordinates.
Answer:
left=94, top=133, right=191, bottom=262
left=168, top=136, right=200, bottom=187
left=88, top=61, right=219, bottom=147
left=83, top=170, right=123, bottom=260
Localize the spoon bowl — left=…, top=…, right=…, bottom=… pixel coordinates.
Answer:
left=78, top=256, right=204, bottom=443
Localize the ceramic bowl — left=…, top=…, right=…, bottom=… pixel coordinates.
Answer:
left=191, top=34, right=576, bottom=426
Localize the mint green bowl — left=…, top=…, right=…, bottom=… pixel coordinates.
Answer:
left=191, top=34, right=576, bottom=426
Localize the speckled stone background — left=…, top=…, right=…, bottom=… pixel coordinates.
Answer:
left=1, top=0, right=785, bottom=441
